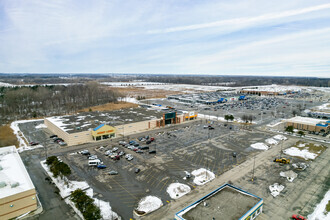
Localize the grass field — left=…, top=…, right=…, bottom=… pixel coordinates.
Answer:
left=78, top=101, right=138, bottom=112
left=0, top=124, right=18, bottom=148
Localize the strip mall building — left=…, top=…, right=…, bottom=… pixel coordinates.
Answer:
left=44, top=110, right=198, bottom=146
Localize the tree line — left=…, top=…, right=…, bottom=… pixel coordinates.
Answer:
left=0, top=82, right=120, bottom=125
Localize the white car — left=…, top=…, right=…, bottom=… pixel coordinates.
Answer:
left=88, top=155, right=98, bottom=160
left=125, top=154, right=132, bottom=159
left=127, top=156, right=133, bottom=161
left=112, top=147, right=118, bottom=152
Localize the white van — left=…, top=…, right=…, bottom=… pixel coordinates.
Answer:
left=88, top=159, right=101, bottom=166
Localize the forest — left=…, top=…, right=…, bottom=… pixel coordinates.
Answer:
left=0, top=82, right=120, bottom=125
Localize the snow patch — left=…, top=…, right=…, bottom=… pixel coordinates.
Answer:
left=269, top=183, right=285, bottom=197
left=308, top=190, right=330, bottom=220
left=250, top=143, right=269, bottom=150
left=265, top=138, right=278, bottom=145
left=166, top=183, right=191, bottom=199
left=35, top=124, right=47, bottom=129
left=280, top=170, right=298, bottom=182
left=273, top=134, right=287, bottom=140
left=191, top=168, right=215, bottom=185
left=136, top=196, right=163, bottom=214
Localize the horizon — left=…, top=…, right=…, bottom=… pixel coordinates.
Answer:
left=1, top=1, right=330, bottom=77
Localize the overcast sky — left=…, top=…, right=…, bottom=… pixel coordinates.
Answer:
left=1, top=0, right=330, bottom=77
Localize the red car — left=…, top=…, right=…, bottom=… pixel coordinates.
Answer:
left=150, top=137, right=155, bottom=142
left=292, top=214, right=306, bottom=220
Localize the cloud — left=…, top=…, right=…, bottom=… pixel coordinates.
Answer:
left=0, top=0, right=330, bottom=77
left=146, top=3, right=330, bottom=34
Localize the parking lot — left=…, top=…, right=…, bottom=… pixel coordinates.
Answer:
left=143, top=95, right=323, bottom=126
left=19, top=118, right=280, bottom=219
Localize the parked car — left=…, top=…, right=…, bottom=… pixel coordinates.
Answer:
left=88, top=155, right=98, bottom=160
left=80, top=149, right=89, bottom=155
left=112, top=147, right=118, bottom=152
left=232, top=152, right=237, bottom=157
left=119, top=141, right=127, bottom=146
left=136, top=150, right=143, bottom=153
left=49, top=135, right=57, bottom=138
left=135, top=168, right=140, bottom=173
left=146, top=140, right=152, bottom=144
left=97, top=164, right=107, bottom=169
left=149, top=150, right=156, bottom=154
left=58, top=141, right=67, bottom=146
left=133, top=143, right=140, bottom=147
left=291, top=214, right=306, bottom=220
left=150, top=137, right=155, bottom=142
left=108, top=171, right=118, bottom=175
left=139, top=146, right=149, bottom=150
left=29, top=142, right=39, bottom=146
left=208, top=126, right=215, bottom=130
left=118, top=151, right=125, bottom=156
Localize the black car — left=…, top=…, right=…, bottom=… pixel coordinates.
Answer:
left=50, top=135, right=58, bottom=138
left=29, top=142, right=39, bottom=146
left=149, top=150, right=156, bottom=154
left=146, top=140, right=152, bottom=144
left=135, top=168, right=140, bottom=173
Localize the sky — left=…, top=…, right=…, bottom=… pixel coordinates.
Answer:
left=0, top=0, right=330, bottom=77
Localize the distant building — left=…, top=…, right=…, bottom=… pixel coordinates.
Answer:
left=0, top=146, right=37, bottom=220
left=285, top=116, right=330, bottom=132
left=175, top=184, right=263, bottom=220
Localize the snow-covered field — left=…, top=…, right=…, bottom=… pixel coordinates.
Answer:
left=283, top=147, right=318, bottom=160
left=0, top=81, right=14, bottom=87
left=191, top=168, right=215, bottom=185
left=136, top=196, right=163, bottom=214
left=308, top=190, right=330, bottom=220
left=250, top=142, right=269, bottom=150
left=40, top=160, right=119, bottom=219
left=166, top=183, right=191, bottom=199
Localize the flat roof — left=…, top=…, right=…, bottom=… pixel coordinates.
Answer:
left=46, top=107, right=164, bottom=134
left=285, top=116, right=328, bottom=126
left=176, top=184, right=262, bottom=220
left=0, top=146, right=35, bottom=199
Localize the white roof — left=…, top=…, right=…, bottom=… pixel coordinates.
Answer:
left=0, top=146, right=35, bottom=198
left=285, top=116, right=328, bottom=126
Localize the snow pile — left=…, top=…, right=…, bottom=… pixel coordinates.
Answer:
left=269, top=183, right=285, bottom=197
left=191, top=168, right=215, bottom=185
left=283, top=147, right=318, bottom=160
left=250, top=143, right=270, bottom=150
left=280, top=170, right=298, bottom=182
left=40, top=160, right=119, bottom=219
left=297, top=143, right=306, bottom=148
left=273, top=135, right=287, bottom=141
left=265, top=138, right=278, bottom=145
left=136, top=196, right=163, bottom=215
left=292, top=162, right=308, bottom=170
left=166, top=183, right=191, bottom=199
left=308, top=190, right=330, bottom=220
left=35, top=124, right=47, bottom=129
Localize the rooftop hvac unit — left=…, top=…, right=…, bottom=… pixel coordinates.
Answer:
left=11, top=182, right=20, bottom=188
left=0, top=181, right=7, bottom=188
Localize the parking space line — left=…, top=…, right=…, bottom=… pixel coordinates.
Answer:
left=160, top=178, right=171, bottom=191
left=154, top=177, right=169, bottom=188
left=111, top=178, right=138, bottom=199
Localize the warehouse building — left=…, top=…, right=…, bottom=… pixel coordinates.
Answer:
left=175, top=184, right=263, bottom=220
left=0, top=146, right=37, bottom=220
left=44, top=108, right=198, bottom=146
left=285, top=116, right=330, bottom=133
